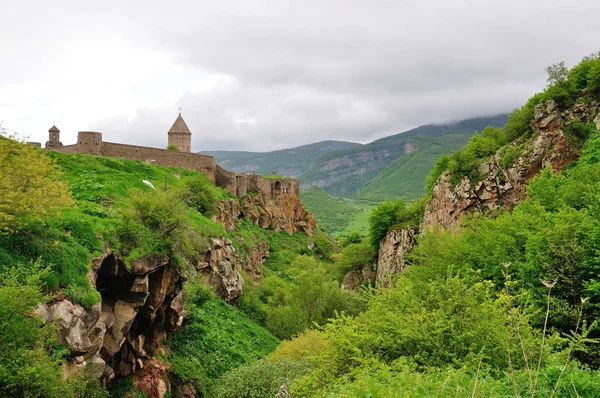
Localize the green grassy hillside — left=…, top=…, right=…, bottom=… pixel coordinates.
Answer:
left=300, top=114, right=509, bottom=198
left=205, top=140, right=361, bottom=177
left=352, top=131, right=475, bottom=204
left=301, top=186, right=373, bottom=236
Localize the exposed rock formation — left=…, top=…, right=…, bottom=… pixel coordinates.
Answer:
left=212, top=199, right=242, bottom=231
left=342, top=264, right=376, bottom=290
left=197, top=238, right=244, bottom=303
left=239, top=240, right=270, bottom=282
left=197, top=237, right=270, bottom=301
left=36, top=233, right=271, bottom=390
left=424, top=100, right=597, bottom=229
left=131, top=359, right=171, bottom=398
left=376, top=228, right=416, bottom=287
left=37, top=250, right=186, bottom=384
left=241, top=192, right=317, bottom=236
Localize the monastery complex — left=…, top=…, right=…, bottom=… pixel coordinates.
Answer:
left=40, top=113, right=299, bottom=199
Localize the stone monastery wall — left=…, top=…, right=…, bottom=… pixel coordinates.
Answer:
left=51, top=131, right=299, bottom=199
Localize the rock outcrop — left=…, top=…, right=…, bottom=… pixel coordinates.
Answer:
left=423, top=100, right=597, bottom=229
left=37, top=250, right=186, bottom=384
left=36, top=232, right=272, bottom=391
left=375, top=228, right=416, bottom=287
left=212, top=199, right=241, bottom=231
left=197, top=237, right=270, bottom=301
left=241, top=192, right=317, bottom=236
left=342, top=264, right=376, bottom=290
left=197, top=238, right=244, bottom=303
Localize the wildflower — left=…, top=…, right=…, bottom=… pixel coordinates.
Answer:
left=540, top=279, right=556, bottom=290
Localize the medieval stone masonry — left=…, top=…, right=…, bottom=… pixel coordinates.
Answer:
left=45, top=113, right=300, bottom=199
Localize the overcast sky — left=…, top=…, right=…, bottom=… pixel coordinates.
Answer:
left=1, top=0, right=599, bottom=151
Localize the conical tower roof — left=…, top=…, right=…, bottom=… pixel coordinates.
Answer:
left=168, top=113, right=191, bottom=135
left=49, top=124, right=60, bottom=133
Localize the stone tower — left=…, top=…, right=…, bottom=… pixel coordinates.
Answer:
left=45, top=124, right=63, bottom=149
left=168, top=112, right=192, bottom=152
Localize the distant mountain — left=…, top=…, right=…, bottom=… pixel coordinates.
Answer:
left=352, top=131, right=479, bottom=204
left=204, top=140, right=361, bottom=177
left=299, top=114, right=509, bottom=197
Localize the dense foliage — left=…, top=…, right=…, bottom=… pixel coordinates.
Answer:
left=0, top=136, right=73, bottom=232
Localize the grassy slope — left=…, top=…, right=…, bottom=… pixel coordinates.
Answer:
left=352, top=131, right=474, bottom=204
left=301, top=186, right=373, bottom=236
left=300, top=114, right=509, bottom=198
left=169, top=297, right=279, bottom=386
left=205, top=140, right=362, bottom=177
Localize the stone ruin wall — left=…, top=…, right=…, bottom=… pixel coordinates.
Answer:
left=215, top=165, right=299, bottom=198
left=51, top=132, right=300, bottom=199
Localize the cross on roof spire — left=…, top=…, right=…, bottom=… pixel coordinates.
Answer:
left=178, top=107, right=182, bottom=115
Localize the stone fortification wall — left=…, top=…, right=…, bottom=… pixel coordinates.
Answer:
left=57, top=144, right=79, bottom=153
left=51, top=131, right=301, bottom=199
left=100, top=142, right=217, bottom=184
left=216, top=165, right=300, bottom=199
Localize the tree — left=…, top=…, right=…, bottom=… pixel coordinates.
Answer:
left=368, top=199, right=406, bottom=249
left=546, top=61, right=569, bottom=87
left=0, top=136, right=73, bottom=232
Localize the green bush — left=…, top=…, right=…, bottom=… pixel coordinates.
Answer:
left=181, top=174, right=217, bottom=216
left=336, top=242, right=376, bottom=273
left=0, top=265, right=72, bottom=397
left=210, top=358, right=310, bottom=398
left=340, top=230, right=362, bottom=247
left=117, top=188, right=208, bottom=270
left=182, top=275, right=215, bottom=307
left=368, top=199, right=406, bottom=249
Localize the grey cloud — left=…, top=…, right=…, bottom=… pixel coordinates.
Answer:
left=3, top=0, right=600, bottom=151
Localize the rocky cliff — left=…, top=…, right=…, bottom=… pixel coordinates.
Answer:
left=376, top=228, right=416, bottom=287
left=423, top=100, right=599, bottom=229
left=36, top=250, right=186, bottom=384
left=375, top=100, right=599, bottom=283
left=34, top=231, right=270, bottom=390
left=213, top=193, right=317, bottom=237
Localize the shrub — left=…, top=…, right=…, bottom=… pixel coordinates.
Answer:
left=182, top=275, right=214, bottom=307
left=269, top=330, right=332, bottom=362
left=340, top=230, right=362, bottom=247
left=210, top=357, right=311, bottom=398
left=117, top=188, right=207, bottom=270
left=0, top=136, right=74, bottom=232
left=368, top=199, right=406, bottom=249
left=336, top=242, right=376, bottom=273
left=181, top=175, right=217, bottom=216
left=0, top=265, right=72, bottom=397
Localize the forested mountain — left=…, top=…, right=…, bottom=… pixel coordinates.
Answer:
left=351, top=131, right=479, bottom=204
left=204, top=140, right=361, bottom=177
left=300, top=114, right=509, bottom=197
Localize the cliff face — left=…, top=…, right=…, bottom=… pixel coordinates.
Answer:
left=36, top=250, right=186, bottom=384
left=213, top=193, right=317, bottom=237
left=376, top=100, right=599, bottom=282
left=241, top=192, right=318, bottom=236
left=423, top=100, right=599, bottom=229
left=375, top=228, right=416, bottom=287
